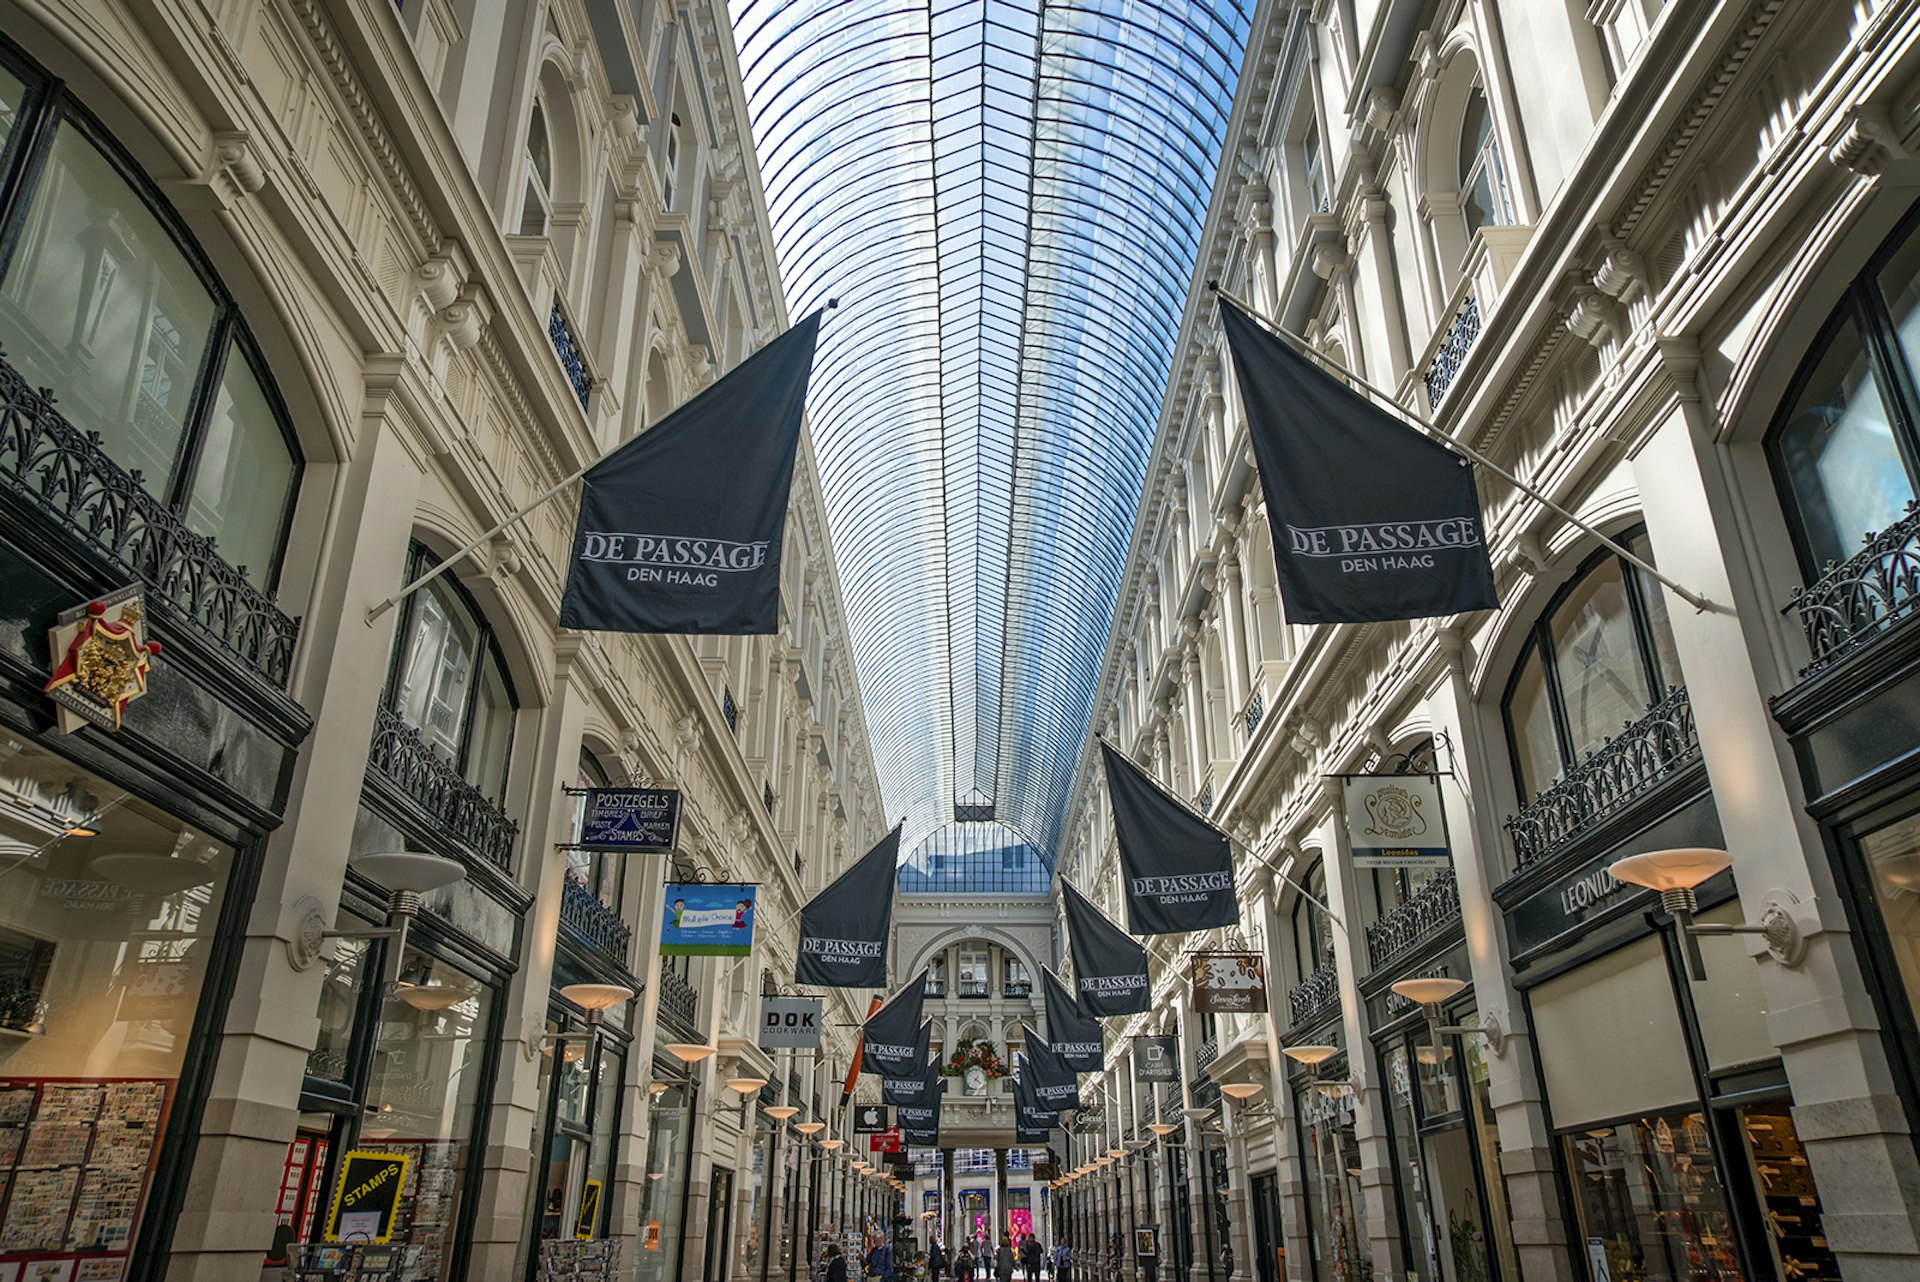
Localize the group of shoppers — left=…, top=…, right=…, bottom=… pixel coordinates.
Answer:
left=923, top=1232, right=1060, bottom=1281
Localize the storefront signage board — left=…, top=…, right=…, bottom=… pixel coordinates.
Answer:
left=1132, top=1035, right=1180, bottom=1083
left=854, top=1104, right=890, bottom=1133
left=325, top=1149, right=411, bottom=1244
left=759, top=996, right=822, bottom=1048
left=1341, top=773, right=1451, bottom=869
left=1190, top=953, right=1267, bottom=1013
left=661, top=883, right=755, bottom=955
left=869, top=1128, right=901, bottom=1152
left=577, top=787, right=682, bottom=852
left=574, top=1179, right=602, bottom=1239
left=43, top=587, right=160, bottom=734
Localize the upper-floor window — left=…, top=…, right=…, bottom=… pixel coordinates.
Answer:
left=570, top=750, right=623, bottom=909
left=1768, top=212, right=1920, bottom=574
left=1302, top=126, right=1328, bottom=215
left=662, top=113, right=681, bottom=208
left=1501, top=534, right=1681, bottom=803
left=384, top=543, right=518, bottom=802
left=1459, top=88, right=1511, bottom=239
left=925, top=958, right=947, bottom=997
left=519, top=98, right=553, bottom=237
left=958, top=950, right=989, bottom=998
left=1292, top=859, right=1332, bottom=982
left=1003, top=957, right=1031, bottom=998
left=0, top=56, right=301, bottom=587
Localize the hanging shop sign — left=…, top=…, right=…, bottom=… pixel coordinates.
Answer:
left=759, top=996, right=822, bottom=1049
left=574, top=1180, right=603, bottom=1239
left=1340, top=773, right=1451, bottom=870
left=1190, top=953, right=1268, bottom=1013
left=325, top=1149, right=411, bottom=1244
left=1132, top=1035, right=1181, bottom=1083
left=869, top=1129, right=901, bottom=1153
left=661, top=883, right=756, bottom=955
left=854, top=1104, right=891, bottom=1134
left=43, top=589, right=161, bottom=734
left=577, top=787, right=682, bottom=852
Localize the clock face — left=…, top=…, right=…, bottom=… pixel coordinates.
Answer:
left=964, top=1065, right=987, bottom=1090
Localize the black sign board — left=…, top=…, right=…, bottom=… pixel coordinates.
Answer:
left=854, top=1104, right=891, bottom=1134
left=326, top=1150, right=411, bottom=1243
left=577, top=787, right=682, bottom=852
left=1132, top=1035, right=1180, bottom=1083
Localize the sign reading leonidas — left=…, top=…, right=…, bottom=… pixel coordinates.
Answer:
left=1341, top=774, right=1451, bottom=870
left=1191, top=953, right=1268, bottom=1014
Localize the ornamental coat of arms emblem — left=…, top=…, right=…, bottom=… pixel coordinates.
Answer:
left=44, top=589, right=162, bottom=733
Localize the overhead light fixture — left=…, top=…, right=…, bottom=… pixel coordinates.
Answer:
left=393, top=983, right=472, bottom=1012
left=1608, top=847, right=1805, bottom=978
left=648, top=1081, right=671, bottom=1096
left=1388, top=977, right=1506, bottom=1055
left=820, top=1138, right=845, bottom=1151
left=288, top=851, right=466, bottom=987
left=524, top=983, right=638, bottom=1059
left=89, top=852, right=219, bottom=896
left=664, top=1042, right=718, bottom=1064
left=1183, top=1105, right=1216, bottom=1122
left=1282, top=1044, right=1338, bottom=1067
left=795, top=1121, right=826, bottom=1135
left=766, top=1104, right=800, bottom=1121
left=726, top=1076, right=770, bottom=1095
left=1147, top=1122, right=1180, bottom=1136
left=1220, top=1082, right=1264, bottom=1101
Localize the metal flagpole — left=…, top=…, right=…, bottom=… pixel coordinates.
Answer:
left=364, top=300, right=838, bottom=626
left=1206, top=281, right=1717, bottom=613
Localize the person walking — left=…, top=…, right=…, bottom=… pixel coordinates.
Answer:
left=929, top=1238, right=949, bottom=1280
left=1020, top=1234, right=1042, bottom=1280
left=995, top=1234, right=1016, bottom=1282
left=1051, top=1240, right=1071, bottom=1282
left=825, top=1244, right=849, bottom=1282
left=955, top=1241, right=975, bottom=1282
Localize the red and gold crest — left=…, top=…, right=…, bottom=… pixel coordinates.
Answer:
left=44, top=590, right=162, bottom=733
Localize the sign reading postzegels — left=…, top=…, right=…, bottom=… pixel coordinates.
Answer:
left=326, top=1149, right=411, bottom=1243
left=578, top=787, right=682, bottom=852
left=1190, top=953, right=1268, bottom=1014
left=1341, top=774, right=1450, bottom=870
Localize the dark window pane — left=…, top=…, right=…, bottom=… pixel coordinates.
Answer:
left=186, top=341, right=296, bottom=584
left=1505, top=644, right=1561, bottom=801
left=395, top=579, right=480, bottom=763
left=0, top=120, right=217, bottom=488
left=1774, top=318, right=1912, bottom=569
left=467, top=648, right=514, bottom=801
left=1627, top=533, right=1683, bottom=693
left=1549, top=557, right=1653, bottom=762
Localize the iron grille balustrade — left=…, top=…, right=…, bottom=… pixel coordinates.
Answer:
left=1196, top=1037, right=1219, bottom=1070
left=559, top=869, right=632, bottom=964
left=657, top=963, right=699, bottom=1040
left=1288, top=957, right=1340, bottom=1026
left=1786, top=502, right=1920, bottom=677
left=0, top=352, right=300, bottom=686
left=787, top=1070, right=803, bottom=1104
left=366, top=706, right=519, bottom=872
left=763, top=781, right=774, bottom=814
left=1364, top=866, right=1461, bottom=970
left=1197, top=781, right=1214, bottom=814
left=1503, top=686, right=1699, bottom=869
left=722, top=688, right=738, bottom=734
left=1424, top=294, right=1482, bottom=408
left=547, top=296, right=592, bottom=410
left=1244, top=690, right=1265, bottom=738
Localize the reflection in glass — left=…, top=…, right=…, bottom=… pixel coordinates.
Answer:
left=1294, top=1081, right=1372, bottom=1281
left=1505, top=645, right=1560, bottom=802
left=1562, top=1110, right=1743, bottom=1282
left=1549, top=558, right=1652, bottom=763
left=636, top=1080, right=694, bottom=1281
left=186, top=340, right=297, bottom=586
left=1857, top=812, right=1920, bottom=1040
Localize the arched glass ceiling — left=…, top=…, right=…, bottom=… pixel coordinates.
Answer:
left=730, top=0, right=1251, bottom=867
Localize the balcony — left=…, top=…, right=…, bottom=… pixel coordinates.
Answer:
left=1243, top=689, right=1265, bottom=739
left=1424, top=293, right=1482, bottom=408
left=547, top=296, right=593, bottom=410
left=366, top=706, right=519, bottom=872
left=657, top=963, right=699, bottom=1042
left=1287, top=957, right=1340, bottom=1027
left=1196, top=1036, right=1219, bottom=1071
left=0, top=351, right=300, bottom=687
left=1785, top=503, right=1920, bottom=678
left=558, top=869, right=632, bottom=967
left=1503, top=686, right=1699, bottom=870
left=1364, top=866, right=1461, bottom=972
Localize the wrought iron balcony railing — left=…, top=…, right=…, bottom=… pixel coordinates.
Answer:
left=1786, top=503, right=1920, bottom=677
left=1196, top=1037, right=1219, bottom=1070
left=1364, top=866, right=1461, bottom=971
left=1288, top=957, right=1340, bottom=1026
left=1244, top=689, right=1265, bottom=738
left=1424, top=293, right=1482, bottom=408
left=657, top=963, right=699, bottom=1041
left=1503, top=686, right=1699, bottom=870
left=722, top=688, right=738, bottom=734
left=559, top=869, right=632, bottom=965
left=548, top=296, right=593, bottom=410
left=1196, top=780, right=1214, bottom=814
left=366, top=705, right=519, bottom=872
left=0, top=351, right=300, bottom=686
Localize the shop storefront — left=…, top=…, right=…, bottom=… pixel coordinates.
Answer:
left=1249, top=1171, right=1283, bottom=1282
left=1288, top=1040, right=1370, bottom=1282
left=635, top=1067, right=696, bottom=1281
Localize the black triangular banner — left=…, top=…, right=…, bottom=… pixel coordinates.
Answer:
left=1101, top=741, right=1239, bottom=935
left=1061, top=880, right=1150, bottom=1015
left=1041, top=967, right=1104, bottom=1072
left=794, top=826, right=899, bottom=988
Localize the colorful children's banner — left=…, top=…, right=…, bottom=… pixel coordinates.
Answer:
left=661, top=884, right=756, bottom=955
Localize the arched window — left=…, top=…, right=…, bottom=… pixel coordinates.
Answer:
left=519, top=97, right=553, bottom=236
left=569, top=749, right=623, bottom=908
left=662, top=111, right=681, bottom=208
left=1292, top=859, right=1332, bottom=980
left=0, top=62, right=301, bottom=587
left=384, top=542, right=519, bottom=802
left=1458, top=88, right=1510, bottom=238
left=1767, top=212, right=1920, bottom=574
left=1501, top=533, right=1682, bottom=803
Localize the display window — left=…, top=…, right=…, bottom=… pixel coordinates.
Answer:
left=1293, top=1078, right=1371, bottom=1282
left=1563, top=1109, right=1742, bottom=1281
left=0, top=739, right=238, bottom=1278
left=635, top=1078, right=693, bottom=1282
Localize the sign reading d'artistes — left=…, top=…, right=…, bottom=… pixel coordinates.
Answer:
left=661, top=884, right=756, bottom=956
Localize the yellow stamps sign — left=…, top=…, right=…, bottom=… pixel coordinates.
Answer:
left=325, top=1149, right=411, bottom=1244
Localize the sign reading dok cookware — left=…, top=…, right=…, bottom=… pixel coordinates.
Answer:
left=577, top=787, right=682, bottom=853
left=1340, top=773, right=1451, bottom=870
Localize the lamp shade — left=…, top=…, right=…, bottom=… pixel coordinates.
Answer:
left=1147, top=1122, right=1180, bottom=1136
left=1390, top=976, right=1467, bottom=1007
left=663, top=1042, right=718, bottom=1064
left=1607, top=847, right=1732, bottom=892
left=795, top=1121, right=826, bottom=1135
left=88, top=853, right=218, bottom=896
left=820, top=1138, right=845, bottom=1151
left=1220, top=1081, right=1264, bottom=1100
left=349, top=850, right=466, bottom=894
left=559, top=982, right=637, bottom=1012
left=392, top=983, right=471, bottom=1012
left=726, top=1076, right=770, bottom=1095
left=1282, top=1044, right=1339, bottom=1066
left=766, top=1105, right=800, bottom=1120
left=1183, top=1105, right=1216, bottom=1122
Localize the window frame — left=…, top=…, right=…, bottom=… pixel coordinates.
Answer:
left=0, top=50, right=304, bottom=589
left=520, top=96, right=553, bottom=237
left=1763, top=203, right=1920, bottom=582
left=1457, top=85, right=1511, bottom=240
left=1498, top=530, right=1675, bottom=805
left=381, top=541, right=521, bottom=800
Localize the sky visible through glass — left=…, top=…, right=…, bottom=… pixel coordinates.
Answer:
left=729, top=0, right=1252, bottom=877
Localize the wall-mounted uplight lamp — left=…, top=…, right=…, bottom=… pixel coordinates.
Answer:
left=288, top=851, right=467, bottom=989
left=1607, top=847, right=1806, bottom=981
left=1282, top=1044, right=1355, bottom=1092
left=1387, top=978, right=1507, bottom=1057
left=1220, top=1078, right=1276, bottom=1127
left=523, top=983, right=637, bottom=1059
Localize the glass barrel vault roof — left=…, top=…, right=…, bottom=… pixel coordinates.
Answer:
left=730, top=0, right=1251, bottom=871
